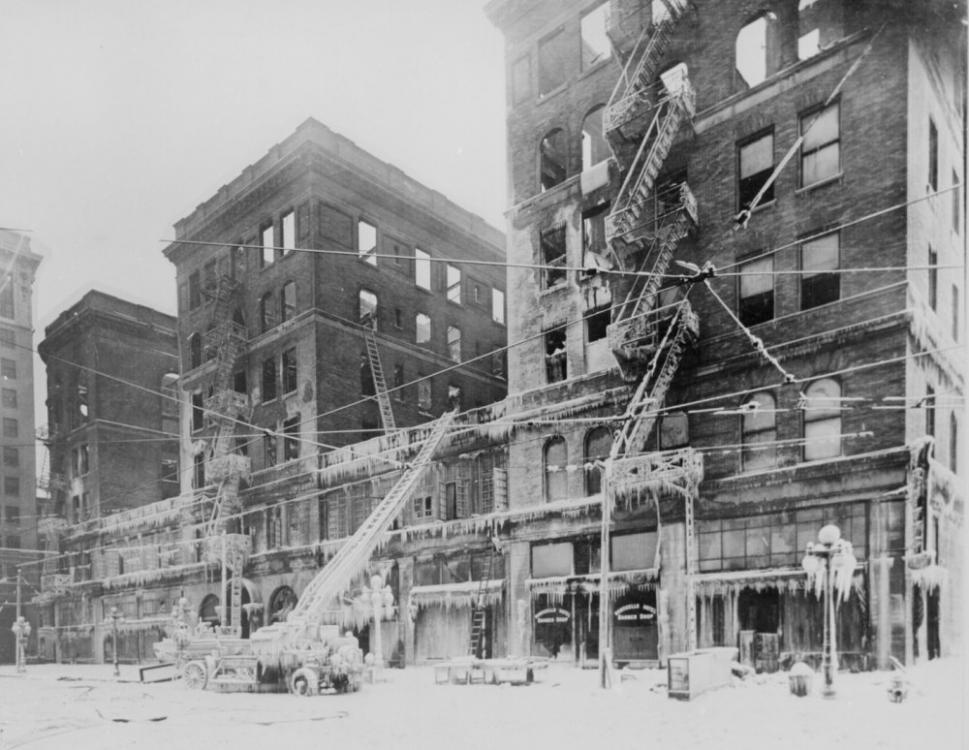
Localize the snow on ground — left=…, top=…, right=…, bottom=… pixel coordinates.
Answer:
left=0, top=658, right=964, bottom=750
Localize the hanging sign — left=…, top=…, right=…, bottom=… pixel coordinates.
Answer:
left=614, top=603, right=656, bottom=623
left=534, top=607, right=570, bottom=624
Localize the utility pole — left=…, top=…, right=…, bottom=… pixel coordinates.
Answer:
left=109, top=606, right=124, bottom=677
left=598, top=464, right=613, bottom=689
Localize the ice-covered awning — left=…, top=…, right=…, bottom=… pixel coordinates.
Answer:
left=694, top=568, right=808, bottom=599
left=526, top=568, right=659, bottom=605
left=409, top=579, right=504, bottom=610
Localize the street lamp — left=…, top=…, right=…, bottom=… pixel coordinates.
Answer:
left=108, top=606, right=125, bottom=677
left=11, top=616, right=31, bottom=674
left=801, top=523, right=857, bottom=697
left=365, top=575, right=395, bottom=674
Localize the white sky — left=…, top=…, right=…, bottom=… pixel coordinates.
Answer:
left=0, top=0, right=507, bottom=328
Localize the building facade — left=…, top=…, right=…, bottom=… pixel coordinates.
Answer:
left=0, top=229, right=42, bottom=664
left=34, top=291, right=179, bottom=662
left=485, top=0, right=965, bottom=669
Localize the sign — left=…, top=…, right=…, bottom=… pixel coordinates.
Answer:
left=534, top=607, right=570, bottom=624
left=614, top=603, right=656, bottom=623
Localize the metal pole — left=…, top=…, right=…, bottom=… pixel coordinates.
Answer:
left=15, top=567, right=24, bottom=673
left=112, top=611, right=120, bottom=677
left=823, top=559, right=834, bottom=696
left=598, top=468, right=612, bottom=689
left=220, top=531, right=227, bottom=630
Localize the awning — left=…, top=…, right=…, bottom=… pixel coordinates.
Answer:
left=409, top=579, right=504, bottom=610
left=526, top=568, right=658, bottom=605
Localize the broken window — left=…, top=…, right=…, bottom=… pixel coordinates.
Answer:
left=191, top=392, right=204, bottom=432
left=264, top=430, right=277, bottom=467
left=448, top=384, right=462, bottom=411
left=738, top=256, right=774, bottom=326
left=447, top=325, right=462, bottom=363
left=491, top=288, right=505, bottom=325
left=738, top=130, right=774, bottom=212
left=512, top=54, right=531, bottom=104
left=798, top=27, right=820, bottom=60
left=446, top=264, right=462, bottom=304
left=928, top=247, right=938, bottom=310
left=742, top=392, right=777, bottom=472
left=541, top=225, right=567, bottom=288
left=803, top=378, right=842, bottom=460
left=280, top=281, right=296, bottom=323
left=281, top=210, right=296, bottom=255
left=415, top=313, right=431, bottom=344
left=544, top=326, right=567, bottom=383
left=261, top=223, right=274, bottom=267
left=540, top=129, right=567, bottom=191
left=259, top=293, right=275, bottom=333
left=359, top=288, right=378, bottom=326
left=282, top=415, right=299, bottom=461
left=800, top=102, right=840, bottom=186
left=538, top=28, right=569, bottom=95
left=544, top=437, right=568, bottom=503
left=394, top=307, right=403, bottom=329
left=415, top=248, right=432, bottom=290
left=233, top=369, right=247, bottom=395
left=581, top=3, right=611, bottom=70
left=584, top=426, right=612, bottom=496
left=801, top=232, right=839, bottom=309
left=193, top=453, right=205, bottom=489
left=188, top=333, right=202, bottom=369
left=797, top=0, right=843, bottom=60
left=282, top=348, right=297, bottom=394
left=586, top=305, right=610, bottom=344
left=582, top=106, right=609, bottom=172
left=582, top=203, right=609, bottom=274
left=417, top=378, right=432, bottom=412
left=358, top=219, right=377, bottom=266
left=262, top=357, right=277, bottom=402
left=736, top=15, right=768, bottom=87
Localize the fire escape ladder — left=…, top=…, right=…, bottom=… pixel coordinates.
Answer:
left=468, top=543, right=498, bottom=657
left=281, top=410, right=457, bottom=626
left=361, top=313, right=397, bottom=433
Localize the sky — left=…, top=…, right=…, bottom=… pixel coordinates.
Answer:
left=0, top=0, right=508, bottom=436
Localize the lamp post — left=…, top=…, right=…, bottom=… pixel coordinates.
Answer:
left=366, top=575, right=395, bottom=674
left=801, top=523, right=856, bottom=698
left=109, top=606, right=125, bottom=677
left=11, top=616, right=31, bottom=674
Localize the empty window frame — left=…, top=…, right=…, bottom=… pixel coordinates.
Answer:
left=415, top=313, right=431, bottom=344
left=544, top=326, right=567, bottom=383
left=544, top=436, right=568, bottom=502
left=264, top=430, right=277, bottom=467
left=446, top=264, right=462, bottom=304
left=736, top=15, right=768, bottom=87
left=928, top=247, right=938, bottom=310
left=738, top=256, right=774, bottom=325
left=801, top=232, right=839, bottom=309
left=582, top=106, right=609, bottom=170
left=447, top=325, right=462, bottom=363
left=738, top=130, right=774, bottom=212
left=540, top=225, right=567, bottom=288
left=584, top=426, right=612, bottom=495
left=511, top=54, right=531, bottom=104
left=538, top=28, right=569, bottom=95
left=280, top=281, right=296, bottom=323
left=359, top=288, right=378, bottom=326
left=803, top=378, right=842, bottom=460
left=188, top=333, right=203, bottom=369
left=928, top=118, right=938, bottom=191
left=281, top=210, right=296, bottom=255
left=415, top=248, right=432, bottom=290
left=580, top=3, right=611, bottom=70
left=358, top=219, right=377, bottom=266
left=417, top=378, right=432, bottom=412
left=282, top=415, right=300, bottom=461
left=741, top=392, right=777, bottom=471
left=800, top=102, right=840, bottom=186
left=540, top=129, right=568, bottom=192
left=798, top=27, right=820, bottom=60
left=582, top=203, right=609, bottom=267
left=261, top=223, right=275, bottom=267
left=586, top=305, right=610, bottom=344
left=492, top=288, right=505, bottom=325
left=282, top=348, right=297, bottom=394
left=260, top=293, right=275, bottom=332
left=262, top=357, right=278, bottom=402
left=191, top=392, right=204, bottom=432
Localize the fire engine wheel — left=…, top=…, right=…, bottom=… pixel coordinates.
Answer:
left=183, top=661, right=208, bottom=690
left=290, top=667, right=319, bottom=697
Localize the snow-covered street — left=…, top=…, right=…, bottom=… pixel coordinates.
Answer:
left=1, top=659, right=964, bottom=750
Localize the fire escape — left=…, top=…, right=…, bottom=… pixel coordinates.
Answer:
left=600, top=0, right=704, bottom=655
left=200, top=274, right=252, bottom=635
left=361, top=312, right=397, bottom=433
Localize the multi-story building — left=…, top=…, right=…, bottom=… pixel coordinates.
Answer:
left=34, top=291, right=178, bottom=662
left=485, top=0, right=965, bottom=670
left=0, top=229, right=42, bottom=664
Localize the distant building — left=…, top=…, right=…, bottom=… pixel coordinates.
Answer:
left=35, top=291, right=178, bottom=662
left=0, top=229, right=41, bottom=664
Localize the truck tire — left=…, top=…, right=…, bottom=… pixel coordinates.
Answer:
left=290, top=667, right=319, bottom=697
left=183, top=660, right=207, bottom=690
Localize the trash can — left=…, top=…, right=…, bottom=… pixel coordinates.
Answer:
left=789, top=661, right=813, bottom=697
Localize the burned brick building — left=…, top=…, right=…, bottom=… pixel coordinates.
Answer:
left=485, top=0, right=965, bottom=669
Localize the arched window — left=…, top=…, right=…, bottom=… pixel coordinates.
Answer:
left=544, top=436, right=568, bottom=502
left=581, top=106, right=609, bottom=172
left=741, top=392, right=776, bottom=471
left=199, top=594, right=221, bottom=627
left=280, top=281, right=296, bottom=323
left=188, top=334, right=202, bottom=369
left=736, top=15, right=769, bottom=88
left=584, top=426, right=612, bottom=495
left=259, top=293, right=274, bottom=333
left=268, top=586, right=298, bottom=624
left=540, top=128, right=567, bottom=191
left=803, top=379, right=842, bottom=460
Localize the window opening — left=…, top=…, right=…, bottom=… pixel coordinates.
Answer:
left=538, top=28, right=569, bottom=95
left=541, top=225, right=567, bottom=288
left=544, top=437, right=568, bottom=502
left=415, top=248, right=432, bottom=290
left=800, top=102, right=840, bottom=186
left=492, top=288, right=505, bottom=325
left=358, top=219, right=377, bottom=266
left=742, top=392, right=777, bottom=471
left=738, top=256, right=774, bottom=325
left=545, top=326, right=567, bottom=383
left=415, top=313, right=431, bottom=344
left=580, top=3, right=611, bottom=70
left=739, top=131, right=774, bottom=212
left=540, top=129, right=567, bottom=191
left=446, top=265, right=462, bottom=304
left=447, top=326, right=462, bottom=363
left=803, top=378, right=842, bottom=460
left=801, top=232, right=839, bottom=309
left=280, top=281, right=296, bottom=322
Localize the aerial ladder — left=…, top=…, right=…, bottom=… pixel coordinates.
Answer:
left=597, top=0, right=702, bottom=682
left=361, top=312, right=397, bottom=432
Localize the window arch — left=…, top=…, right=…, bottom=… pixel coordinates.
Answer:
left=259, top=293, right=274, bottom=333
left=584, top=426, right=612, bottom=496
left=268, top=585, right=298, bottom=624
left=199, top=594, right=221, bottom=627
left=540, top=128, right=567, bottom=191
left=803, top=379, right=842, bottom=460
left=544, top=436, right=568, bottom=502
left=188, top=334, right=202, bottom=369
left=581, top=106, right=609, bottom=172
left=741, top=392, right=776, bottom=471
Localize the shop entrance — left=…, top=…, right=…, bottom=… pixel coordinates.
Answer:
left=612, top=590, right=658, bottom=664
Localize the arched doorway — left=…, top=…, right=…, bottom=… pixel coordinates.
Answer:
left=223, top=578, right=260, bottom=638
left=199, top=594, right=221, bottom=629
left=268, top=586, right=298, bottom=624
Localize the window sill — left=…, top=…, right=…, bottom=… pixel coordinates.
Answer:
left=578, top=58, right=613, bottom=81
left=796, top=172, right=843, bottom=195
left=536, top=84, right=567, bottom=105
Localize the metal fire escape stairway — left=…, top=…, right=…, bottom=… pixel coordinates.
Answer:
left=201, top=274, right=252, bottom=635
left=250, top=409, right=457, bottom=650
left=361, top=312, right=397, bottom=433
left=600, top=0, right=703, bottom=656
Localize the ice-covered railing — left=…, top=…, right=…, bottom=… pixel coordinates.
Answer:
left=66, top=495, right=186, bottom=539
left=610, top=447, right=703, bottom=506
